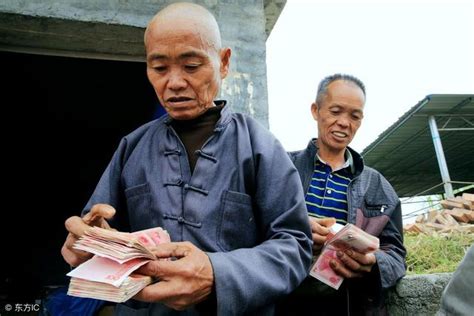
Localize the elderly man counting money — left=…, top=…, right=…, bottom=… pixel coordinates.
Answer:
left=61, top=2, right=312, bottom=315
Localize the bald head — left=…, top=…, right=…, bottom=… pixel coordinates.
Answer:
left=144, top=2, right=222, bottom=51
left=143, top=2, right=232, bottom=121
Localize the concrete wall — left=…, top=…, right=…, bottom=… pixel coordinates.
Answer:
left=387, top=273, right=452, bottom=316
left=0, top=0, right=286, bottom=127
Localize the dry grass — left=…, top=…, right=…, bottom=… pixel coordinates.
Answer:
left=405, top=232, right=474, bottom=274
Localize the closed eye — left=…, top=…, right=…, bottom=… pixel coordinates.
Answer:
left=328, top=106, right=342, bottom=115
left=152, top=66, right=167, bottom=73
left=352, top=112, right=363, bottom=120
left=184, top=64, right=200, bottom=72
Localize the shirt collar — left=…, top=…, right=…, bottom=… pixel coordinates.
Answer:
left=316, top=149, right=355, bottom=174
left=164, top=100, right=229, bottom=127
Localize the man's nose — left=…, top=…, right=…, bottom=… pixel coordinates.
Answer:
left=336, top=115, right=350, bottom=127
left=167, top=70, right=187, bottom=91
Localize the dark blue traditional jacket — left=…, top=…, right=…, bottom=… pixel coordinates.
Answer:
left=82, top=104, right=313, bottom=315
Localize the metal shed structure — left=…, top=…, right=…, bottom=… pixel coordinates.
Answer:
left=361, top=94, right=474, bottom=198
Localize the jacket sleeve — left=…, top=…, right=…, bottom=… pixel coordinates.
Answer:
left=207, top=132, right=313, bottom=314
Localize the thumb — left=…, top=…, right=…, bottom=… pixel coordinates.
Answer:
left=83, top=204, right=116, bottom=225
left=152, top=242, right=194, bottom=259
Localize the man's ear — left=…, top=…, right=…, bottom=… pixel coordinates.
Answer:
left=311, top=102, right=319, bottom=121
left=219, top=47, right=232, bottom=79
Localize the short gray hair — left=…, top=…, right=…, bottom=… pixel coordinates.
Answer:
left=316, top=73, right=366, bottom=104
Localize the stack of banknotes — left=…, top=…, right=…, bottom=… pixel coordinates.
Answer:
left=309, top=223, right=379, bottom=290
left=67, top=226, right=170, bottom=302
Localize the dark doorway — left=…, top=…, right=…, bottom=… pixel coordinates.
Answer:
left=0, top=51, right=160, bottom=301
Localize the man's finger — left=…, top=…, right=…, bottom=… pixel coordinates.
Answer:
left=336, top=250, right=361, bottom=272
left=150, top=242, right=194, bottom=259
left=309, top=217, right=336, bottom=235
left=345, top=249, right=377, bottom=267
left=330, top=259, right=363, bottom=278
left=336, top=251, right=375, bottom=274
left=134, top=279, right=175, bottom=302
left=316, top=217, right=336, bottom=228
left=65, top=216, right=93, bottom=237
left=83, top=204, right=116, bottom=224
left=137, top=243, right=195, bottom=278
left=345, top=249, right=377, bottom=271
left=137, top=259, right=177, bottom=279
left=311, top=233, right=326, bottom=246
left=61, top=233, right=93, bottom=266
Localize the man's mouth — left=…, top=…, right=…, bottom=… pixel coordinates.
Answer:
left=166, top=96, right=193, bottom=103
left=332, top=131, right=348, bottom=138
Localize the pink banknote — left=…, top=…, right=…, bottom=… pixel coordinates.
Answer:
left=309, top=248, right=344, bottom=289
left=309, top=223, right=379, bottom=290
left=67, top=226, right=171, bottom=302
left=67, top=255, right=150, bottom=287
left=132, top=227, right=171, bottom=247
left=68, top=273, right=153, bottom=303
left=73, top=226, right=170, bottom=264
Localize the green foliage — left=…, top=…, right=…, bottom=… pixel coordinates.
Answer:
left=405, top=233, right=474, bottom=274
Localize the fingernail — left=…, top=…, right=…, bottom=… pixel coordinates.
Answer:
left=337, top=251, right=343, bottom=258
left=346, top=250, right=353, bottom=256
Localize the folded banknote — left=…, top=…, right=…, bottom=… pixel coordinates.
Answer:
left=309, top=223, right=379, bottom=289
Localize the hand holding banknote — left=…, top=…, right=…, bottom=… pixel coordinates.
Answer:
left=310, top=223, right=379, bottom=289
left=329, top=246, right=377, bottom=278
left=67, top=226, right=171, bottom=302
left=134, top=241, right=214, bottom=311
left=61, top=204, right=116, bottom=267
left=308, top=217, right=336, bottom=254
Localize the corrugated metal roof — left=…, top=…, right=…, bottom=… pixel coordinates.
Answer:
left=361, top=94, right=474, bottom=197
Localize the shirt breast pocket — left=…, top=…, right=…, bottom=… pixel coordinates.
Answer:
left=357, top=201, right=392, bottom=236
left=363, top=203, right=389, bottom=217
left=217, top=190, right=258, bottom=251
left=124, top=182, right=153, bottom=231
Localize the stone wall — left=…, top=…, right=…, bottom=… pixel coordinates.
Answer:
left=387, top=273, right=452, bottom=316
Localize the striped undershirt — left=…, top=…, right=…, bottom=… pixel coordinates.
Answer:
left=305, top=154, right=354, bottom=225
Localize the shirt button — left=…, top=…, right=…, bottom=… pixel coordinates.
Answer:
left=329, top=174, right=333, bottom=178
left=327, top=189, right=332, bottom=194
